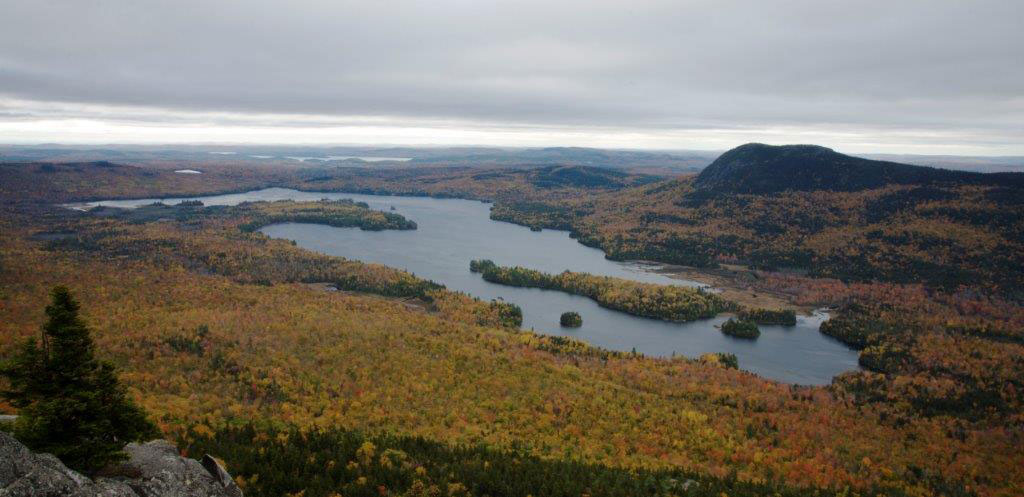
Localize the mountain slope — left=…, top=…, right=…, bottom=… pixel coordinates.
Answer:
left=490, top=144, right=1024, bottom=294
left=694, top=143, right=1023, bottom=194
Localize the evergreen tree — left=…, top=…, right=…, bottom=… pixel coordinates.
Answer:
left=0, top=286, right=158, bottom=473
left=559, top=311, right=582, bottom=327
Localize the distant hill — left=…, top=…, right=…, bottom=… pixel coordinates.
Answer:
left=458, top=164, right=657, bottom=191
left=862, top=153, right=1024, bottom=174
left=412, top=146, right=715, bottom=172
left=0, top=161, right=278, bottom=203
left=694, top=143, right=1024, bottom=194
left=0, top=144, right=718, bottom=174
left=521, top=164, right=657, bottom=189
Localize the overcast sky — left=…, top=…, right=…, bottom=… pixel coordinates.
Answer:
left=1, top=0, right=1021, bottom=154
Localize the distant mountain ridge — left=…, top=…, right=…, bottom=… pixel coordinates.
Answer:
left=411, top=146, right=715, bottom=172
left=521, top=164, right=658, bottom=189
left=694, top=143, right=1024, bottom=194
left=0, top=144, right=718, bottom=173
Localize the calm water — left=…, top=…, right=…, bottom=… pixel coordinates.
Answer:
left=75, top=188, right=860, bottom=384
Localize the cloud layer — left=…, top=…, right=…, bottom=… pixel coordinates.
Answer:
left=1, top=0, right=1021, bottom=153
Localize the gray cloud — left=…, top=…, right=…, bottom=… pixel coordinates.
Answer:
left=0, top=0, right=1021, bottom=151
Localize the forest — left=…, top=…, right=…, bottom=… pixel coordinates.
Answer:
left=469, top=260, right=734, bottom=322
left=720, top=319, right=760, bottom=339
left=185, top=423, right=872, bottom=497
left=737, top=308, right=797, bottom=326
left=233, top=199, right=418, bottom=232
left=559, top=311, right=582, bottom=328
left=0, top=156, right=1022, bottom=496
left=9, top=147, right=1021, bottom=300
left=490, top=179, right=1024, bottom=295
left=86, top=198, right=418, bottom=232
left=475, top=146, right=1024, bottom=296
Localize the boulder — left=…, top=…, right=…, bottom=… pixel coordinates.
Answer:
left=0, top=432, right=241, bottom=497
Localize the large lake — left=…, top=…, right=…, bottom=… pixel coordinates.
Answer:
left=76, top=188, right=860, bottom=384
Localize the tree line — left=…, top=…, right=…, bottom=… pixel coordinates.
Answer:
left=184, top=423, right=860, bottom=497
left=470, top=260, right=734, bottom=322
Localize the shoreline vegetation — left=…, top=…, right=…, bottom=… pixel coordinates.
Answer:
left=21, top=157, right=1023, bottom=297
left=656, top=263, right=802, bottom=311
left=85, top=198, right=419, bottom=232
left=470, top=259, right=736, bottom=322
left=487, top=146, right=1024, bottom=297
left=2, top=156, right=1022, bottom=495
left=738, top=308, right=797, bottom=326
left=52, top=199, right=526, bottom=329
left=235, top=198, right=417, bottom=232
left=720, top=318, right=761, bottom=339
left=559, top=311, right=582, bottom=327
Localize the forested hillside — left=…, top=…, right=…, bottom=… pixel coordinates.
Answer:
left=290, top=164, right=657, bottom=203
left=693, top=143, right=1024, bottom=194
left=3, top=203, right=1014, bottom=495
left=492, top=145, right=1024, bottom=295
left=0, top=161, right=286, bottom=202
left=1, top=155, right=1022, bottom=496
left=184, top=424, right=853, bottom=497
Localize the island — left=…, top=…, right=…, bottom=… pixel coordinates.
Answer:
left=470, top=259, right=735, bottom=322
left=721, top=318, right=761, bottom=339
left=560, top=311, right=583, bottom=327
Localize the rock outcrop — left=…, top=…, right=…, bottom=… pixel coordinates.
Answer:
left=0, top=432, right=242, bottom=497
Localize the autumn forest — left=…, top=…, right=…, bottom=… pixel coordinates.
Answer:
left=1, top=144, right=1022, bottom=497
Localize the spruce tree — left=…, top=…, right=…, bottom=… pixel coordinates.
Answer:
left=0, top=286, right=158, bottom=473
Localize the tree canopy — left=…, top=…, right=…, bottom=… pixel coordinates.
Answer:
left=0, top=286, right=158, bottom=473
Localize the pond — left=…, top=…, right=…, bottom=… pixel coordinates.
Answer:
left=74, top=188, right=860, bottom=384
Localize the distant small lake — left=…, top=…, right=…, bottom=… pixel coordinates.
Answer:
left=75, top=188, right=859, bottom=384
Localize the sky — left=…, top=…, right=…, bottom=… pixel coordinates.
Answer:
left=1, top=0, right=1021, bottom=155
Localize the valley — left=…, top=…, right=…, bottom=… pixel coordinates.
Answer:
left=3, top=4, right=1021, bottom=496
left=74, top=187, right=860, bottom=384
left=1, top=144, right=1022, bottom=496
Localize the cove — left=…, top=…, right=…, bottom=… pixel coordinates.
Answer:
left=74, top=187, right=860, bottom=384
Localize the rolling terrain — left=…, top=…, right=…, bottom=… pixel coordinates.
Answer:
left=494, top=144, right=1024, bottom=294
left=1, top=146, right=1022, bottom=496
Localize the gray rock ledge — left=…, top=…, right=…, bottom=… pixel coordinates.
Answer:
left=0, top=432, right=242, bottom=497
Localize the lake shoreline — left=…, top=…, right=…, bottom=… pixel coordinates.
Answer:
left=72, top=187, right=862, bottom=384
left=652, top=263, right=816, bottom=313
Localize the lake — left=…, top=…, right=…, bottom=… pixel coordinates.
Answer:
left=74, top=188, right=860, bottom=384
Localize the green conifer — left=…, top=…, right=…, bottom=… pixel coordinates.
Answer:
left=0, top=286, right=158, bottom=473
